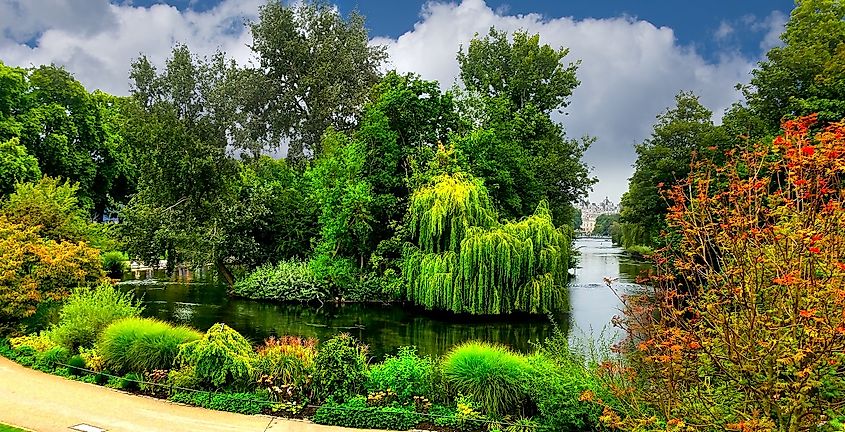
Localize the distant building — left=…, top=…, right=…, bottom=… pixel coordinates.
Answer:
left=577, top=197, right=619, bottom=234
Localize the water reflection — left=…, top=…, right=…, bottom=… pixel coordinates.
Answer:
left=116, top=238, right=647, bottom=359
left=120, top=272, right=567, bottom=359
left=568, top=237, right=650, bottom=344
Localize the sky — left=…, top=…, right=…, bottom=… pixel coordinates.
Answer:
left=0, top=0, right=796, bottom=203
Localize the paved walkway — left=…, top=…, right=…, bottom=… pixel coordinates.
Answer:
left=0, top=357, right=382, bottom=432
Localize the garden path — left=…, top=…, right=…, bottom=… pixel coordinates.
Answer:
left=0, top=357, right=386, bottom=432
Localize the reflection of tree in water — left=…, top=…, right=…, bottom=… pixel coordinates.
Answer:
left=116, top=270, right=569, bottom=360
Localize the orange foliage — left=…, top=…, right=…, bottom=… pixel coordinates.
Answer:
left=0, top=216, right=104, bottom=323
left=601, top=116, right=845, bottom=431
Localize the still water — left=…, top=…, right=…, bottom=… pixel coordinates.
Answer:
left=118, top=237, right=647, bottom=358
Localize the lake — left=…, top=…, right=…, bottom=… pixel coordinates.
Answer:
left=117, top=237, right=648, bottom=358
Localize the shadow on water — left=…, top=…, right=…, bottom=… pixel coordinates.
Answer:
left=119, top=270, right=569, bottom=359
left=25, top=239, right=646, bottom=359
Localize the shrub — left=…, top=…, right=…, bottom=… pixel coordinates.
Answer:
left=118, top=372, right=143, bottom=391
left=232, top=260, right=329, bottom=302
left=66, top=354, right=87, bottom=375
left=168, top=366, right=202, bottom=389
left=442, top=341, right=529, bottom=415
left=169, top=391, right=271, bottom=415
left=176, top=323, right=255, bottom=389
left=37, top=346, right=70, bottom=370
left=313, top=333, right=368, bottom=402
left=255, top=336, right=316, bottom=387
left=101, top=251, right=129, bottom=278
left=313, top=395, right=421, bottom=430
left=49, top=284, right=142, bottom=350
left=78, top=347, right=105, bottom=372
left=604, top=116, right=845, bottom=430
left=524, top=354, right=604, bottom=431
left=9, top=333, right=55, bottom=352
left=98, top=317, right=201, bottom=373
left=366, top=346, right=437, bottom=404
left=0, top=216, right=104, bottom=322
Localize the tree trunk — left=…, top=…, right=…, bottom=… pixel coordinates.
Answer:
left=217, top=261, right=235, bottom=288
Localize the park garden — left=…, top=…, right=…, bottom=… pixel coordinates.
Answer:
left=1, top=0, right=845, bottom=430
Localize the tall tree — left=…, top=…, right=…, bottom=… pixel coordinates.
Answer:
left=122, top=46, right=241, bottom=284
left=746, top=0, right=845, bottom=133
left=0, top=61, right=134, bottom=217
left=620, top=92, right=726, bottom=245
left=456, top=28, right=594, bottom=225
left=247, top=0, right=387, bottom=160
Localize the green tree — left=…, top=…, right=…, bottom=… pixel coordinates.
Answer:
left=456, top=28, right=594, bottom=225
left=121, top=46, right=242, bottom=284
left=620, top=92, right=725, bottom=246
left=308, top=129, right=375, bottom=263
left=0, top=137, right=41, bottom=196
left=591, top=213, right=620, bottom=237
left=1, top=63, right=135, bottom=216
left=746, top=0, right=845, bottom=133
left=246, top=0, right=387, bottom=160
left=2, top=177, right=90, bottom=242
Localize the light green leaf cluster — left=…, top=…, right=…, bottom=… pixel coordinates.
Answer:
left=404, top=173, right=570, bottom=315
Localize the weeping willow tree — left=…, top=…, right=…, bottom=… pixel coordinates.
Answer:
left=403, top=173, right=571, bottom=315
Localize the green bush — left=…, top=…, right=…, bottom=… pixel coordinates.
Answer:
left=168, top=366, right=202, bottom=389
left=169, top=391, right=271, bottom=415
left=442, top=341, right=529, bottom=415
left=313, top=333, right=368, bottom=402
left=98, top=317, right=201, bottom=373
left=37, top=346, right=70, bottom=370
left=67, top=354, right=87, bottom=375
left=176, top=323, right=255, bottom=389
left=232, top=260, right=329, bottom=302
left=118, top=372, right=143, bottom=391
left=524, top=354, right=605, bottom=431
left=101, top=251, right=129, bottom=277
left=49, top=284, right=142, bottom=350
left=367, top=346, right=437, bottom=403
left=313, top=395, right=421, bottom=430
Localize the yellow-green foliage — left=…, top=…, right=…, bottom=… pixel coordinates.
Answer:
left=408, top=173, right=496, bottom=253
left=404, top=174, right=570, bottom=315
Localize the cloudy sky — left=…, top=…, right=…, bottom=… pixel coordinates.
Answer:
left=0, top=0, right=794, bottom=202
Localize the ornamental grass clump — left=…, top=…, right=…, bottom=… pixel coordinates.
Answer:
left=176, top=323, right=256, bottom=389
left=442, top=340, right=529, bottom=415
left=97, top=317, right=201, bottom=373
left=255, top=336, right=317, bottom=387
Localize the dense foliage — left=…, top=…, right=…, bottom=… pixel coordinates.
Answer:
left=313, top=333, right=369, bottom=402
left=48, top=284, right=142, bottom=350
left=403, top=172, right=571, bottom=314
left=231, top=260, right=329, bottom=303
left=603, top=117, right=845, bottom=430
left=0, top=61, right=134, bottom=216
left=176, top=323, right=255, bottom=389
left=98, top=317, right=201, bottom=373
left=442, top=341, right=528, bottom=415
left=591, top=213, right=619, bottom=237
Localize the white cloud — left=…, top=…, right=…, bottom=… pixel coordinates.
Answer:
left=757, top=10, right=787, bottom=52
left=0, top=0, right=260, bottom=94
left=375, top=0, right=755, bottom=202
left=0, top=0, right=783, bottom=203
left=714, top=20, right=734, bottom=41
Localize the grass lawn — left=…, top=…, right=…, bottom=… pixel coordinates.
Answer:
left=0, top=424, right=27, bottom=432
